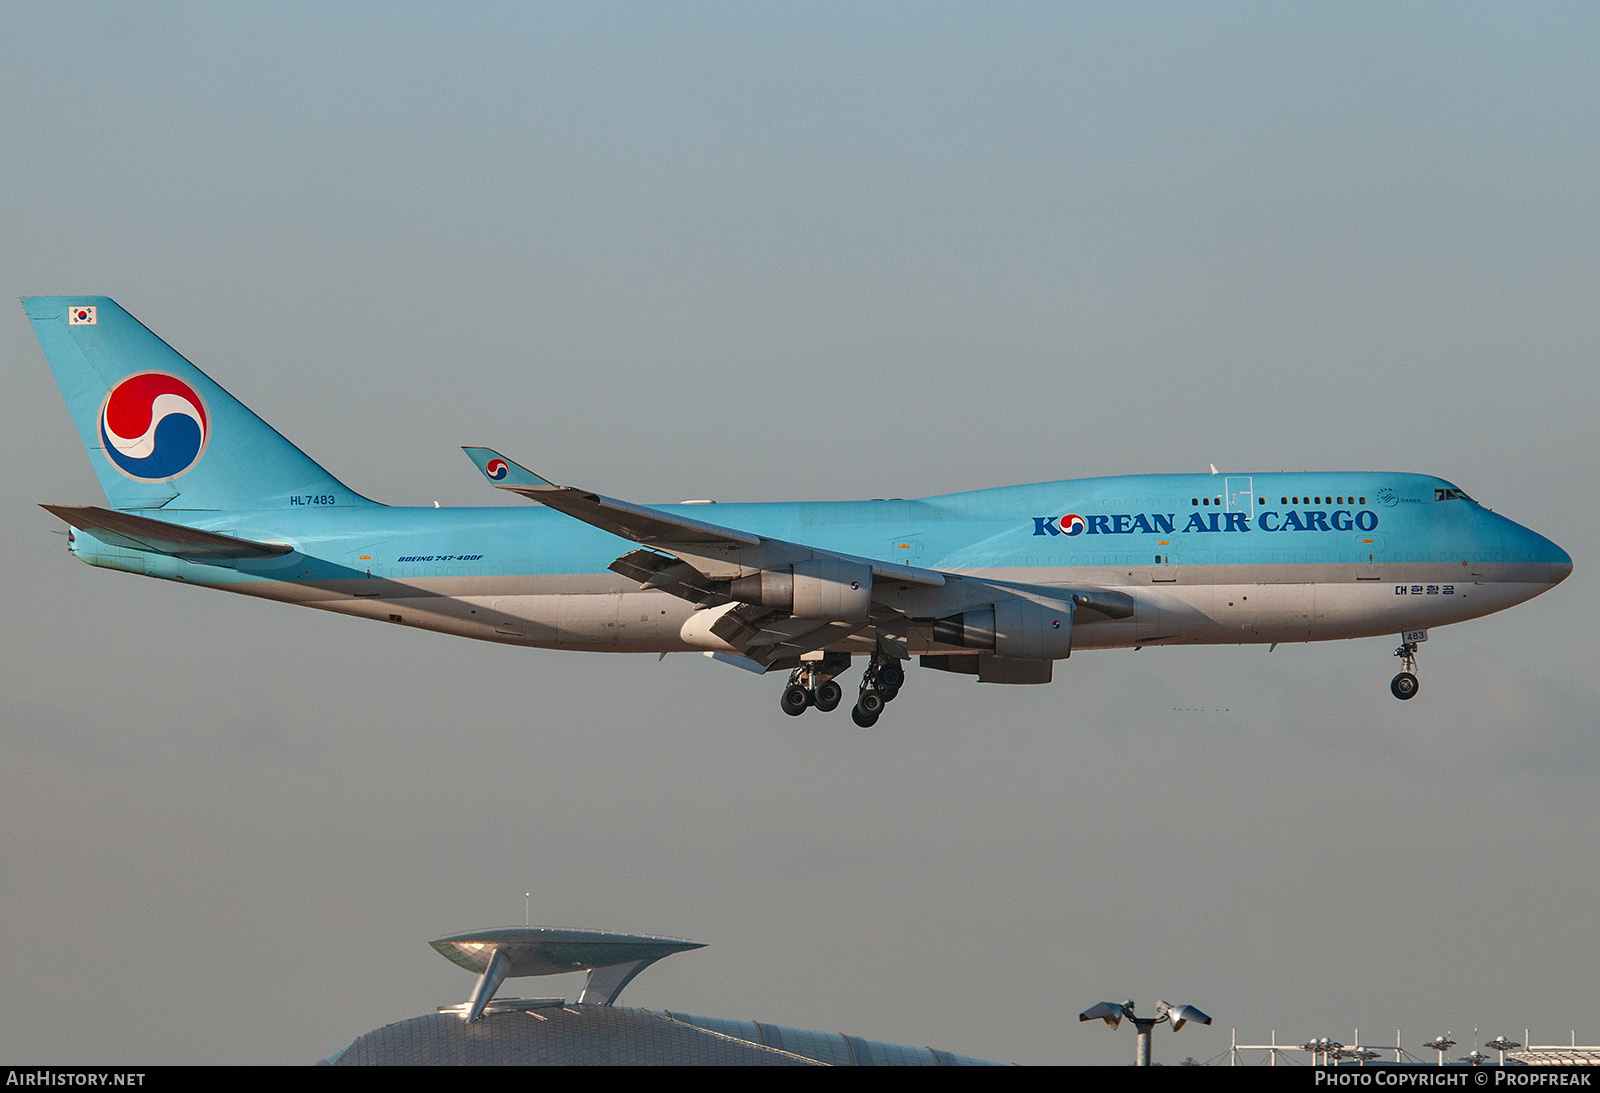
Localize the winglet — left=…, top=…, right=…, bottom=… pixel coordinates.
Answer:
left=461, top=447, right=556, bottom=491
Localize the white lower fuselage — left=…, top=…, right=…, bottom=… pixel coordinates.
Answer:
left=196, top=559, right=1553, bottom=655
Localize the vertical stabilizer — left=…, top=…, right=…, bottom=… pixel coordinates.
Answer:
left=24, top=296, right=374, bottom=510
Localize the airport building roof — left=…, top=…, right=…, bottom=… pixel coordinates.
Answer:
left=319, top=924, right=1009, bottom=1066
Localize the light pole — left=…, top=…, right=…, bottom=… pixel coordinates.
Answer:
left=1081, top=998, right=1213, bottom=1066
left=1486, top=1036, right=1522, bottom=1066
left=1424, top=1034, right=1457, bottom=1065
left=1301, top=1037, right=1344, bottom=1065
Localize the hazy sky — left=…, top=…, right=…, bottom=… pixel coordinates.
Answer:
left=2, top=2, right=1596, bottom=1066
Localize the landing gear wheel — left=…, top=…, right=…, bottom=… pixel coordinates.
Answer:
left=851, top=703, right=880, bottom=729
left=780, top=684, right=812, bottom=716
left=1391, top=639, right=1421, bottom=701
left=857, top=652, right=907, bottom=716
left=814, top=680, right=843, bottom=712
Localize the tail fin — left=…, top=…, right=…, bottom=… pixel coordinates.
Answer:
left=23, top=296, right=375, bottom=511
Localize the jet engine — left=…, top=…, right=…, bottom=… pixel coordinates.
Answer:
left=729, top=558, right=873, bottom=620
left=932, top=598, right=1074, bottom=660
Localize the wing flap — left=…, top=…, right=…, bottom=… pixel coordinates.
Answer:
left=608, top=548, right=733, bottom=607
left=702, top=604, right=869, bottom=665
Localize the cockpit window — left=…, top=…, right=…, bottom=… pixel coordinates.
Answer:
left=1435, top=488, right=1473, bottom=502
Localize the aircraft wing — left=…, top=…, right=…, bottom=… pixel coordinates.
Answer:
left=462, top=448, right=1133, bottom=668
left=462, top=447, right=945, bottom=589
left=41, top=504, right=293, bottom=560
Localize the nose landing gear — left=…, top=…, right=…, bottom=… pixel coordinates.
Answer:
left=1391, top=640, right=1420, bottom=700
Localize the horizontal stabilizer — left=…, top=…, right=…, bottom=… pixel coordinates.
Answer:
left=41, top=505, right=292, bottom=559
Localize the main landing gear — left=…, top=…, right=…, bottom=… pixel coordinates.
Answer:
left=1391, top=641, right=1420, bottom=701
left=850, top=653, right=905, bottom=729
left=779, top=657, right=847, bottom=718
left=777, top=652, right=907, bottom=727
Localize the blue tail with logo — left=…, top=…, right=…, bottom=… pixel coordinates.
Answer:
left=24, top=296, right=374, bottom=511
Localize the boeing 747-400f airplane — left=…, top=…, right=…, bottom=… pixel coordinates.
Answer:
left=26, top=297, right=1571, bottom=726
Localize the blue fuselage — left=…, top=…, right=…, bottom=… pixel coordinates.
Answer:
left=65, top=470, right=1570, bottom=655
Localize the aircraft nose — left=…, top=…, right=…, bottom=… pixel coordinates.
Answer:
left=1503, top=518, right=1571, bottom=589
left=1550, top=542, right=1573, bottom=586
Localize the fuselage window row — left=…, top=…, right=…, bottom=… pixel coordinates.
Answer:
left=1189, top=496, right=1369, bottom=506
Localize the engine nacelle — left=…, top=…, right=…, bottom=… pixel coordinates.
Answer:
left=932, top=599, right=1074, bottom=659
left=729, top=558, right=873, bottom=620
